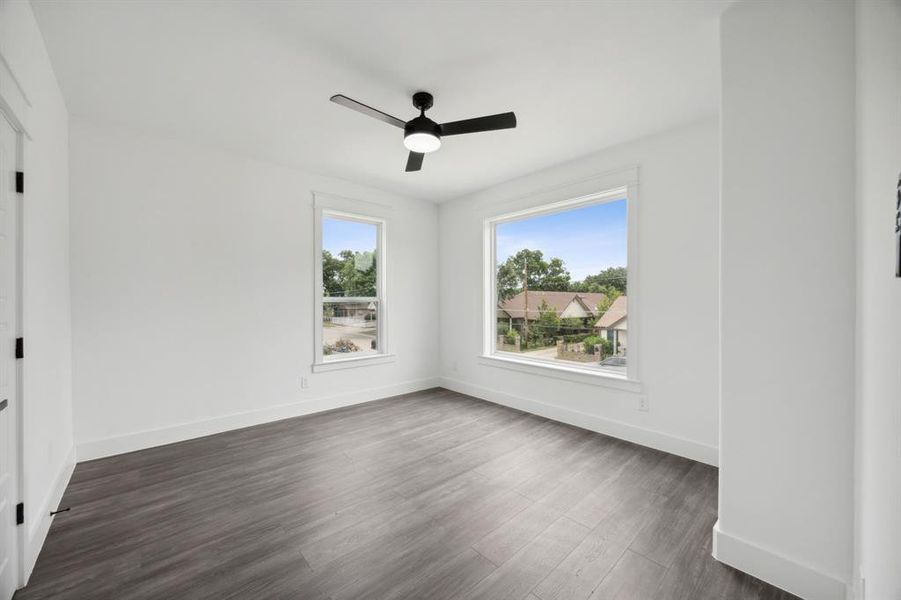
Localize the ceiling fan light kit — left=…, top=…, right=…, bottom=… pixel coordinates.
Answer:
left=330, top=91, right=516, bottom=172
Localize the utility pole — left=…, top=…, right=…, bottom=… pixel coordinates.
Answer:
left=522, top=259, right=529, bottom=343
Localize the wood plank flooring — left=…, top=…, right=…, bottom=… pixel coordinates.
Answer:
left=16, top=388, right=799, bottom=600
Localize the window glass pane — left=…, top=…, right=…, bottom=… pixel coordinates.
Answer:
left=495, top=198, right=627, bottom=376
left=323, top=300, right=379, bottom=360
left=322, top=217, right=378, bottom=298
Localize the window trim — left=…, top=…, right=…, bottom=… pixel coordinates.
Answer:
left=482, top=181, right=640, bottom=387
left=312, top=198, right=389, bottom=371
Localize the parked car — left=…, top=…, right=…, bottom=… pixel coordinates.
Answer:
left=599, top=356, right=626, bottom=367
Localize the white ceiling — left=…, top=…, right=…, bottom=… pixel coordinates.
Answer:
left=31, top=0, right=728, bottom=202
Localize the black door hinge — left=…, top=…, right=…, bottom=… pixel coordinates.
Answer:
left=15, top=337, right=22, bottom=359
left=15, top=502, right=23, bottom=525
left=15, top=171, right=23, bottom=194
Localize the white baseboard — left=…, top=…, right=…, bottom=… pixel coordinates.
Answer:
left=438, top=376, right=718, bottom=466
left=77, top=377, right=440, bottom=461
left=712, top=520, right=848, bottom=600
left=23, top=444, right=76, bottom=585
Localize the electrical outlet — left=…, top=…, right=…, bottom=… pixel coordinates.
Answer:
left=301, top=376, right=309, bottom=389
left=638, top=395, right=649, bottom=412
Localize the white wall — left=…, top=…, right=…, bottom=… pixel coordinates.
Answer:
left=438, top=117, right=720, bottom=465
left=716, top=2, right=855, bottom=599
left=0, top=0, right=74, bottom=582
left=855, top=1, right=901, bottom=598
left=69, top=119, right=439, bottom=459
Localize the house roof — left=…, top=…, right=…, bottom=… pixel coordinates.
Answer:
left=595, top=295, right=627, bottom=329
left=498, top=291, right=607, bottom=321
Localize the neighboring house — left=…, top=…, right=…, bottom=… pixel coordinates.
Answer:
left=595, top=295, right=627, bottom=355
left=498, top=290, right=608, bottom=325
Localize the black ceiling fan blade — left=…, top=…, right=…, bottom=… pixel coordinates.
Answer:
left=405, top=152, right=424, bottom=172
left=440, top=112, right=517, bottom=136
left=330, top=94, right=406, bottom=129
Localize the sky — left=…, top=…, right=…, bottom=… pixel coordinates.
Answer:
left=496, top=199, right=627, bottom=281
left=323, top=217, right=377, bottom=255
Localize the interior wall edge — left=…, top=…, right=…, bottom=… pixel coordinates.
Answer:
left=76, top=377, right=440, bottom=462
left=712, top=521, right=848, bottom=600
left=22, top=443, right=75, bottom=585
left=438, top=376, right=718, bottom=466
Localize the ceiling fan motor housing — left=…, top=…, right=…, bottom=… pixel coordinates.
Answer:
left=404, top=116, right=442, bottom=139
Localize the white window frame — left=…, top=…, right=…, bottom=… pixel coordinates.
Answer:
left=312, top=193, right=392, bottom=372
left=481, top=181, right=640, bottom=390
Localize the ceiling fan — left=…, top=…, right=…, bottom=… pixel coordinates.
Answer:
left=330, top=91, right=517, bottom=172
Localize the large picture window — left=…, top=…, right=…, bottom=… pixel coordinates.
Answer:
left=485, top=188, right=633, bottom=381
left=314, top=208, right=386, bottom=369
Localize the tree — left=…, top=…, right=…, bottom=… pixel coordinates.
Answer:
left=533, top=299, right=560, bottom=343
left=595, top=287, right=623, bottom=315
left=543, top=258, right=571, bottom=291
left=560, top=317, right=585, bottom=334
left=322, top=250, right=343, bottom=296
left=575, top=266, right=627, bottom=294
left=496, top=249, right=572, bottom=300
left=323, top=249, right=377, bottom=297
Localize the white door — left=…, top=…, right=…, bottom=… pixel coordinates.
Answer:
left=0, top=114, right=20, bottom=600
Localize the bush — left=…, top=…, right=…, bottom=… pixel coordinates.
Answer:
left=526, top=328, right=547, bottom=347
left=560, top=317, right=585, bottom=333
left=326, top=338, right=360, bottom=354
left=582, top=335, right=603, bottom=355
left=598, top=337, right=614, bottom=355
left=562, top=333, right=590, bottom=343
left=504, top=328, right=518, bottom=346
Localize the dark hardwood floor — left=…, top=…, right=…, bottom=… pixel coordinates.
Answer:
left=16, top=388, right=798, bottom=600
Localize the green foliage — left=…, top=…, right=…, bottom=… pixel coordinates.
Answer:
left=535, top=299, right=560, bottom=335
left=323, top=249, right=377, bottom=297
left=496, top=249, right=572, bottom=300
left=595, top=287, right=623, bottom=315
left=322, top=250, right=343, bottom=296
left=517, top=300, right=560, bottom=347
left=583, top=336, right=614, bottom=356
left=495, top=249, right=625, bottom=301
left=574, top=267, right=627, bottom=295
left=599, top=337, right=614, bottom=355
left=562, top=333, right=591, bottom=343
left=543, top=258, right=571, bottom=291
left=496, top=322, right=520, bottom=347
left=560, top=317, right=586, bottom=333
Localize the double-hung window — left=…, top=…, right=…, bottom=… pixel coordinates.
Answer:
left=313, top=205, right=388, bottom=370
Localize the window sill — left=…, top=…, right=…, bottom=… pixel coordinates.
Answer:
left=312, top=353, right=396, bottom=373
left=478, top=353, right=642, bottom=393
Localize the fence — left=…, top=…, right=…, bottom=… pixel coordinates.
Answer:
left=556, top=340, right=601, bottom=363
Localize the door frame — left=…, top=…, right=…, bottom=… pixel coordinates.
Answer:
left=0, top=50, right=29, bottom=590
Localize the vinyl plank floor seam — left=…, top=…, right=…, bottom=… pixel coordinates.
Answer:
left=469, top=546, right=501, bottom=569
